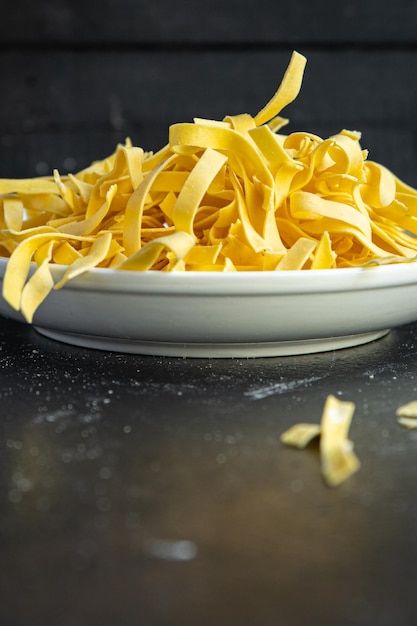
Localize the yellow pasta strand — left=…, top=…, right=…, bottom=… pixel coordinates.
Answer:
left=280, top=394, right=361, bottom=487
left=254, top=51, right=307, bottom=126
left=280, top=423, right=321, bottom=448
left=172, top=149, right=228, bottom=234
left=20, top=241, right=56, bottom=322
left=275, top=237, right=317, bottom=270
left=3, top=232, right=95, bottom=311
left=54, top=233, right=113, bottom=289
left=3, top=198, right=24, bottom=231
left=321, top=395, right=361, bottom=487
left=119, top=231, right=196, bottom=271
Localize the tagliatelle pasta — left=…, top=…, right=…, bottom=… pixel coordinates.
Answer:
left=396, top=401, right=417, bottom=428
left=280, top=423, right=322, bottom=448
left=397, top=416, right=417, bottom=429
left=280, top=394, right=361, bottom=487
left=395, top=400, right=417, bottom=418
left=2, top=50, right=417, bottom=321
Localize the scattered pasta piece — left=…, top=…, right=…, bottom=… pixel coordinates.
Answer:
left=395, top=400, right=417, bottom=418
left=280, top=423, right=321, bottom=448
left=319, top=395, right=360, bottom=487
left=396, top=401, right=417, bottom=428
left=280, top=394, right=360, bottom=487
left=2, top=50, right=417, bottom=321
left=397, top=416, right=417, bottom=429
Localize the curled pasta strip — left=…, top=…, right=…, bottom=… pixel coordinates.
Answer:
left=280, top=394, right=361, bottom=487
left=1, top=50, right=417, bottom=321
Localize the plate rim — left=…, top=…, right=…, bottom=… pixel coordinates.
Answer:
left=1, top=256, right=417, bottom=296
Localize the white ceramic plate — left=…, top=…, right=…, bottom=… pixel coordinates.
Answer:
left=0, top=257, right=416, bottom=357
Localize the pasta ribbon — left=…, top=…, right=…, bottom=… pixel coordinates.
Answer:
left=280, top=394, right=361, bottom=487
left=319, top=395, right=360, bottom=487
left=1, top=50, right=417, bottom=320
left=396, top=400, right=417, bottom=428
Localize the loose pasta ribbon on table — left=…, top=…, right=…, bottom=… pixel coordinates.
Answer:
left=280, top=394, right=361, bottom=487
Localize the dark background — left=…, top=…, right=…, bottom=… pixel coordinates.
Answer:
left=2, top=0, right=417, bottom=188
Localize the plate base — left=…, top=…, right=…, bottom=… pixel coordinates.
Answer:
left=34, top=327, right=390, bottom=357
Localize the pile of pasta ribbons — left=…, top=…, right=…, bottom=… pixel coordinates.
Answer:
left=2, top=50, right=417, bottom=322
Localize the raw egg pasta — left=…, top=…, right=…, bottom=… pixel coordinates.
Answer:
left=396, top=401, right=417, bottom=428
left=1, top=51, right=417, bottom=321
left=280, top=394, right=361, bottom=487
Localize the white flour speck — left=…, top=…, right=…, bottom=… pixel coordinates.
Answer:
left=244, top=375, right=325, bottom=400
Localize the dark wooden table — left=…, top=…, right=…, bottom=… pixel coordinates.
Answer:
left=1, top=315, right=417, bottom=626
